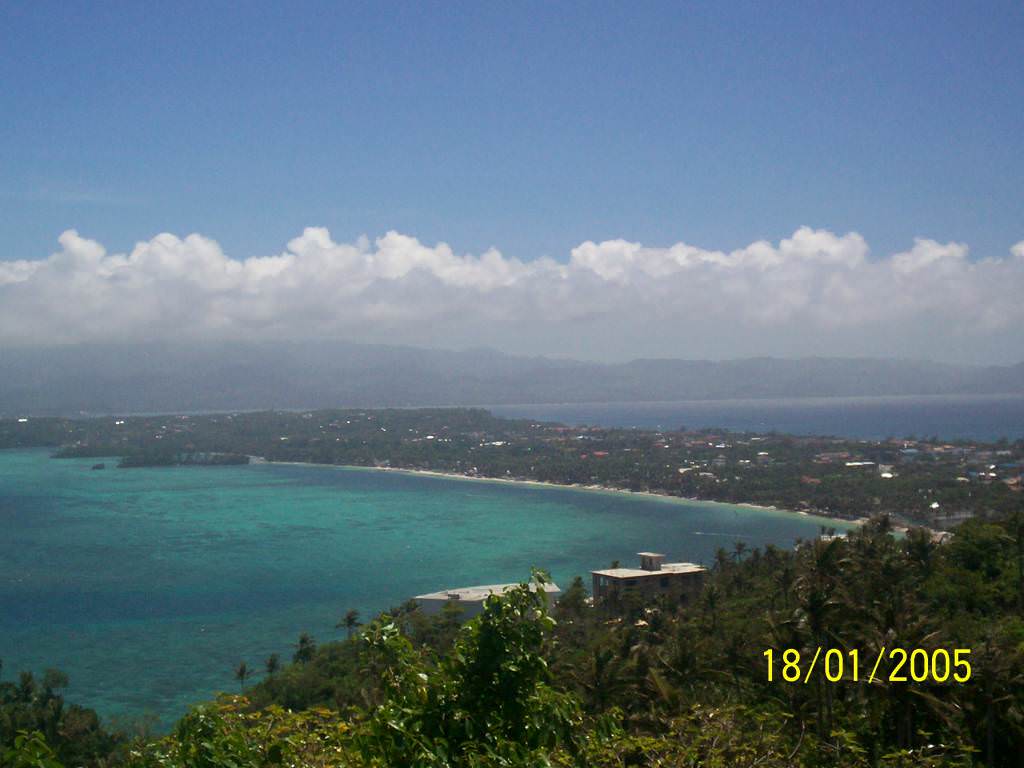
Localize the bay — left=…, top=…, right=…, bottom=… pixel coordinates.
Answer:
left=1, top=448, right=849, bottom=728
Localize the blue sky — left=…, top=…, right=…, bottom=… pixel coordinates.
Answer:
left=1, top=2, right=1023, bottom=363
left=2, top=0, right=1021, bottom=262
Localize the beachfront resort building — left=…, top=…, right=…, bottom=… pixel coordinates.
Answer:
left=591, top=552, right=707, bottom=607
left=414, top=581, right=562, bottom=620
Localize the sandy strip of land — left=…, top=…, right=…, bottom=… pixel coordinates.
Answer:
left=253, top=457, right=861, bottom=527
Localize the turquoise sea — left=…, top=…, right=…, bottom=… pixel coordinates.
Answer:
left=1, top=448, right=852, bottom=728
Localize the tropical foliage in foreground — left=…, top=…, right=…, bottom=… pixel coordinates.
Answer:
left=4, top=507, right=1023, bottom=767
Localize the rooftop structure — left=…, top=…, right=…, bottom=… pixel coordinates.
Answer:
left=414, top=581, right=561, bottom=619
left=592, top=552, right=707, bottom=608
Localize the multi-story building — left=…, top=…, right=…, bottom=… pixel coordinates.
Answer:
left=591, top=552, right=707, bottom=607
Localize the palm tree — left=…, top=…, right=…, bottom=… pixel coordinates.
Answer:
left=903, top=526, right=937, bottom=580
left=572, top=646, right=628, bottom=714
left=793, top=537, right=847, bottom=740
left=732, top=541, right=748, bottom=562
left=773, top=561, right=795, bottom=611
left=713, top=547, right=731, bottom=575
left=234, top=661, right=249, bottom=691
left=337, top=609, right=362, bottom=640
left=264, top=653, right=280, bottom=676
left=293, top=633, right=316, bottom=664
left=41, top=669, right=68, bottom=698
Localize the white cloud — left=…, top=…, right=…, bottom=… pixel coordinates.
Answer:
left=1, top=226, right=1022, bottom=363
left=891, top=238, right=968, bottom=274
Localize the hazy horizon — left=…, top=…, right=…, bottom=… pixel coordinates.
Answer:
left=1, top=336, right=1023, bottom=370
left=3, top=343, right=1022, bottom=418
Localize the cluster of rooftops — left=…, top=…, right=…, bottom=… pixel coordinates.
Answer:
left=414, top=552, right=708, bottom=617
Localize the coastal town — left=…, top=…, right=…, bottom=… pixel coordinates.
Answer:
left=3, top=407, right=1021, bottom=528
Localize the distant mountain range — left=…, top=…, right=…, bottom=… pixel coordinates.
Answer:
left=1, top=341, right=1023, bottom=416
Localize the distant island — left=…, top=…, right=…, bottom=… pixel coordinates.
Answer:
left=1, top=341, right=1022, bottom=416
left=4, top=407, right=1021, bottom=528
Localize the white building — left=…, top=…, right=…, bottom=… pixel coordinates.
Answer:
left=414, top=581, right=562, bottom=619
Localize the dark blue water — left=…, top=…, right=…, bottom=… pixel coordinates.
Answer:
left=491, top=395, right=1024, bottom=441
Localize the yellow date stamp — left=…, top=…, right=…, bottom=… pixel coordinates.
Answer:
left=764, top=647, right=971, bottom=684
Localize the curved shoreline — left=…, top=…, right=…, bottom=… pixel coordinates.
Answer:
left=253, top=458, right=862, bottom=530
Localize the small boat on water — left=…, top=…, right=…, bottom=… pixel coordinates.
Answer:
left=91, top=463, right=106, bottom=470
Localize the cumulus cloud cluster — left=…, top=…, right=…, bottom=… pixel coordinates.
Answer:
left=2, top=227, right=1022, bottom=363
